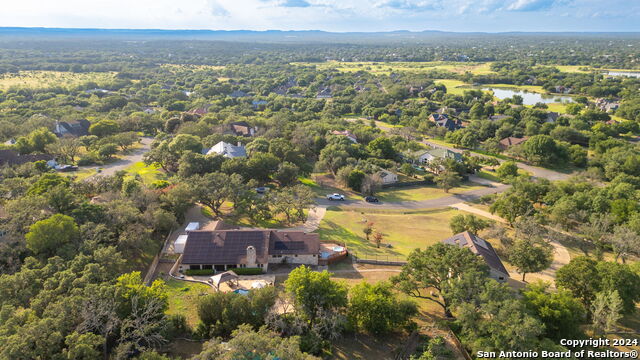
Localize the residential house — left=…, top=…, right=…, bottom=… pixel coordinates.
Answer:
left=442, top=231, right=510, bottom=282
left=545, top=112, right=560, bottom=123
left=488, top=115, right=509, bottom=122
left=330, top=130, right=358, bottom=143
left=179, top=229, right=320, bottom=273
left=595, top=98, right=620, bottom=112
left=227, top=121, right=257, bottom=137
left=252, top=100, right=268, bottom=109
left=316, top=87, right=333, bottom=99
left=54, top=120, right=91, bottom=137
left=0, top=150, right=55, bottom=167
left=187, top=107, right=208, bottom=116
left=429, top=113, right=462, bottom=131
left=498, top=136, right=528, bottom=151
left=205, top=141, right=247, bottom=158
left=374, top=169, right=398, bottom=184
left=409, top=148, right=462, bottom=165
left=230, top=90, right=249, bottom=98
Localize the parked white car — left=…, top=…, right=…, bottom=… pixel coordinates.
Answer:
left=326, top=193, right=345, bottom=201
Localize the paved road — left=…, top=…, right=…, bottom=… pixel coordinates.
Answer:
left=83, top=137, right=153, bottom=180
left=422, top=139, right=572, bottom=181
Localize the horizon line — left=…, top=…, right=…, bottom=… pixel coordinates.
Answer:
left=2, top=26, right=640, bottom=35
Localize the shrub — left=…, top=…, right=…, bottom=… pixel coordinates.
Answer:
left=185, top=269, right=215, bottom=276
left=423, top=173, right=435, bottom=184
left=231, top=268, right=263, bottom=275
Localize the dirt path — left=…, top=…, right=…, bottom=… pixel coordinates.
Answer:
left=288, top=205, right=327, bottom=232
left=447, top=203, right=570, bottom=284
left=83, top=136, right=153, bottom=180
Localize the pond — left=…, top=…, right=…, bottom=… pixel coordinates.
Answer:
left=607, top=71, right=640, bottom=78
left=483, top=87, right=575, bottom=105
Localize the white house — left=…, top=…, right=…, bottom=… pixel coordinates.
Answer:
left=410, top=148, right=462, bottom=165
left=205, top=141, right=247, bottom=158
left=375, top=169, right=398, bottom=184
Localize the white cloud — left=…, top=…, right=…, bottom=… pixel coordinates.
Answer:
left=0, top=0, right=636, bottom=31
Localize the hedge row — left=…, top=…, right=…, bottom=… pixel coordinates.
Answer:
left=184, top=269, right=215, bottom=276
left=231, top=268, right=263, bottom=275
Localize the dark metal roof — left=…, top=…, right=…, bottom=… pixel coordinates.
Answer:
left=182, top=230, right=319, bottom=264
left=443, top=231, right=509, bottom=276
left=269, top=231, right=320, bottom=255
left=182, top=230, right=269, bottom=265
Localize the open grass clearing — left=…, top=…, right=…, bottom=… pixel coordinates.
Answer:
left=376, top=182, right=484, bottom=202
left=317, top=207, right=488, bottom=258
left=165, top=277, right=212, bottom=328
left=292, top=61, right=496, bottom=76
left=0, top=70, right=116, bottom=90
left=124, top=161, right=166, bottom=186
left=434, top=79, right=470, bottom=96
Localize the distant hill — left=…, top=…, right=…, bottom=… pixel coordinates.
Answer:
left=1, top=27, right=639, bottom=43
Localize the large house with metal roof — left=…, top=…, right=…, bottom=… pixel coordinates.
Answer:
left=442, top=231, right=509, bottom=282
left=408, top=148, right=463, bottom=165
left=179, top=229, right=320, bottom=273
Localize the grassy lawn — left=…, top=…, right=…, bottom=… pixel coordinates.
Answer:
left=317, top=207, right=478, bottom=258
left=292, top=61, right=495, bottom=77
left=165, top=278, right=212, bottom=327
left=434, top=79, right=471, bottom=96
left=299, top=175, right=364, bottom=201
left=476, top=169, right=501, bottom=182
left=376, top=182, right=484, bottom=202
left=0, top=70, right=116, bottom=90
left=481, top=83, right=547, bottom=94
left=65, top=167, right=97, bottom=182
left=124, top=161, right=166, bottom=185
left=544, top=102, right=568, bottom=114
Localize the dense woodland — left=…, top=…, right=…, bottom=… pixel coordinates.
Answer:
left=0, top=34, right=639, bottom=359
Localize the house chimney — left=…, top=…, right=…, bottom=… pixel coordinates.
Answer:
left=246, top=246, right=257, bottom=268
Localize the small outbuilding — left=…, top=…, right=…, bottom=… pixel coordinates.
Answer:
left=174, top=235, right=188, bottom=254
left=209, top=271, right=239, bottom=290
left=185, top=222, right=200, bottom=232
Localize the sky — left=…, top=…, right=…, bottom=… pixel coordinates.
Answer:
left=1, top=0, right=639, bottom=33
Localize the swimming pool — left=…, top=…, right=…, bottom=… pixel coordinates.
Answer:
left=233, top=289, right=250, bottom=295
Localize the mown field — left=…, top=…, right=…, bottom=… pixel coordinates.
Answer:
left=293, top=61, right=495, bottom=75
left=317, top=207, right=486, bottom=258
left=0, top=70, right=116, bottom=90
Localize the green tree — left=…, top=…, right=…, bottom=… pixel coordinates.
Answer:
left=391, top=243, right=489, bottom=317
left=367, top=137, right=397, bottom=159
left=449, top=214, right=491, bottom=234
left=521, top=135, right=561, bottom=166
left=522, top=281, right=586, bottom=340
left=508, top=238, right=553, bottom=282
left=89, top=120, right=120, bottom=137
left=347, top=281, right=417, bottom=335
left=496, top=161, right=518, bottom=180
left=25, top=214, right=79, bottom=259
left=27, top=173, right=70, bottom=195
left=435, top=169, right=461, bottom=193
left=347, top=169, right=365, bottom=192
left=490, top=193, right=534, bottom=225
left=192, top=324, right=317, bottom=360
left=197, top=287, right=276, bottom=337
left=274, top=162, right=299, bottom=186
left=596, top=261, right=640, bottom=314
left=284, top=266, right=348, bottom=320
left=97, top=143, right=118, bottom=159
left=591, top=290, right=623, bottom=335
left=556, top=257, right=601, bottom=309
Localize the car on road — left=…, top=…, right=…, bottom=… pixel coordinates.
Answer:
left=255, top=186, right=269, bottom=194
left=365, top=196, right=379, bottom=203
left=326, top=193, right=345, bottom=201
